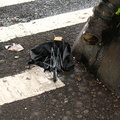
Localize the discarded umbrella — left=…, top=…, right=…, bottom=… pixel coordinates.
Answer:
left=28, top=40, right=74, bottom=82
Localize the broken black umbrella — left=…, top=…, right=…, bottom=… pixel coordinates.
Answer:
left=28, top=40, right=74, bottom=82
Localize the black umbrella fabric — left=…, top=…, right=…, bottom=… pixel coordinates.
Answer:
left=28, top=40, right=74, bottom=82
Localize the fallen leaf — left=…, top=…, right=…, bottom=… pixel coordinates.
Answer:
left=77, top=76, right=81, bottom=81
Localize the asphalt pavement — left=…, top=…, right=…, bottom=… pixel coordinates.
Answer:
left=0, top=0, right=120, bottom=120
left=0, top=0, right=99, bottom=26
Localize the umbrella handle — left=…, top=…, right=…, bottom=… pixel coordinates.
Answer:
left=53, top=68, right=57, bottom=82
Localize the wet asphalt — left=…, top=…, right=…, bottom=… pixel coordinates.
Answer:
left=0, top=0, right=120, bottom=120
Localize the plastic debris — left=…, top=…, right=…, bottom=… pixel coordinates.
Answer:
left=14, top=56, right=19, bottom=59
left=5, top=43, right=24, bottom=52
left=5, top=45, right=12, bottom=49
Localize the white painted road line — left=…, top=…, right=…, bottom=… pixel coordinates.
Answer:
left=0, top=0, right=35, bottom=7
left=0, top=8, right=93, bottom=42
left=0, top=66, right=65, bottom=105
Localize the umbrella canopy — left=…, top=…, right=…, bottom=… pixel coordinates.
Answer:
left=28, top=40, right=74, bottom=82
